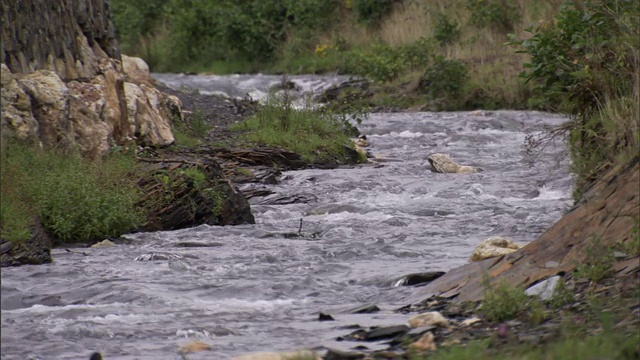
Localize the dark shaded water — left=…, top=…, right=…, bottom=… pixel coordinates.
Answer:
left=1, top=75, right=573, bottom=360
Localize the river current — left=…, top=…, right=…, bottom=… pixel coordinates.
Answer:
left=1, top=74, right=573, bottom=359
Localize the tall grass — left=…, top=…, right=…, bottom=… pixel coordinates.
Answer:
left=0, top=140, right=142, bottom=244
left=230, top=95, right=364, bottom=164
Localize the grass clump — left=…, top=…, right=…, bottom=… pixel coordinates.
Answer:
left=423, top=330, right=638, bottom=360
left=171, top=111, right=211, bottom=148
left=0, top=140, right=142, bottom=244
left=479, top=280, right=532, bottom=322
left=231, top=95, right=364, bottom=164
left=573, top=236, right=615, bottom=283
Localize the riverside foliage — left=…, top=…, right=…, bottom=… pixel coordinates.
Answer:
left=0, top=140, right=142, bottom=243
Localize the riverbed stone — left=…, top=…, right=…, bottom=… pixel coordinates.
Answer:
left=232, top=350, right=320, bottom=360
left=177, top=340, right=212, bottom=354
left=470, top=236, right=523, bottom=262
left=427, top=153, right=478, bottom=174
left=90, top=239, right=116, bottom=248
left=395, top=271, right=446, bottom=286
left=408, top=311, right=450, bottom=329
left=409, top=332, right=436, bottom=352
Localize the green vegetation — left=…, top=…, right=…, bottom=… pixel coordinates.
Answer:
left=573, top=236, right=615, bottom=283
left=479, top=280, right=534, bottom=322
left=511, top=0, right=639, bottom=199
left=0, top=140, right=142, bottom=244
left=171, top=111, right=211, bottom=148
left=231, top=94, right=366, bottom=164
left=419, top=329, right=638, bottom=360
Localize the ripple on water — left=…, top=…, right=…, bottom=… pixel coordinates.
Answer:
left=1, top=106, right=572, bottom=358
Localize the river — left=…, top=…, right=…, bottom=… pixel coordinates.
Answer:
left=0, top=74, right=573, bottom=359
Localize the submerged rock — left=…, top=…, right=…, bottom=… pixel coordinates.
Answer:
left=427, top=153, right=479, bottom=174
left=470, top=236, right=522, bottom=262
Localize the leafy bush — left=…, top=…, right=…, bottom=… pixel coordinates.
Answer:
left=466, top=0, right=518, bottom=32
left=0, top=141, right=142, bottom=244
left=419, top=56, right=468, bottom=110
left=433, top=14, right=461, bottom=46
left=574, top=236, right=615, bottom=283
left=352, top=0, right=396, bottom=26
left=511, top=0, right=640, bottom=198
left=111, top=0, right=338, bottom=71
left=480, top=280, right=531, bottom=322
left=341, top=44, right=408, bottom=82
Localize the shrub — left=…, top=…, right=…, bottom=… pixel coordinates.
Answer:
left=352, top=0, right=396, bottom=26
left=419, top=56, right=468, bottom=110
left=341, top=44, right=408, bottom=82
left=574, top=236, right=615, bottom=283
left=466, top=0, right=519, bottom=32
left=480, top=280, right=531, bottom=322
left=511, top=0, right=640, bottom=198
left=111, top=0, right=339, bottom=71
left=433, top=14, right=461, bottom=46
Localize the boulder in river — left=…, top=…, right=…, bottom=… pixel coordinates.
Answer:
left=470, top=236, right=522, bottom=262
left=427, top=153, right=478, bottom=174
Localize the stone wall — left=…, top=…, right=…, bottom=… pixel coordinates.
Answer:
left=1, top=0, right=119, bottom=79
left=1, top=0, right=177, bottom=156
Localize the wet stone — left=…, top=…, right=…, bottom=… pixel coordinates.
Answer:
left=344, top=325, right=410, bottom=341
left=174, top=241, right=224, bottom=248
left=348, top=304, right=380, bottom=314
left=324, top=348, right=365, bottom=360
left=395, top=271, right=446, bottom=286
left=318, top=313, right=335, bottom=321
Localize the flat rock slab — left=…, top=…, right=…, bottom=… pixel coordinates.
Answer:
left=407, top=159, right=640, bottom=303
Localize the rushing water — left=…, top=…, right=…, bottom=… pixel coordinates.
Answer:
left=1, top=74, right=573, bottom=360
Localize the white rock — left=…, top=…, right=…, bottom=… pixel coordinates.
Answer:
left=525, top=275, right=561, bottom=301
left=408, top=311, right=450, bottom=329
left=409, top=331, right=437, bottom=352
left=470, top=236, right=523, bottom=262
left=90, top=240, right=116, bottom=248
left=427, top=153, right=478, bottom=174
left=460, top=316, right=482, bottom=327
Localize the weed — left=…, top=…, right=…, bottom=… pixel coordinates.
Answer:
left=231, top=94, right=361, bottom=164
left=548, top=278, right=575, bottom=309
left=466, top=0, right=518, bottom=32
left=433, top=14, right=461, bottom=46
left=620, top=224, right=640, bottom=256
left=0, top=141, right=142, bottom=244
left=352, top=0, right=395, bottom=26
left=480, top=278, right=531, bottom=322
left=574, top=236, right=615, bottom=283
